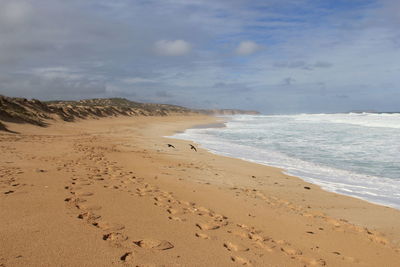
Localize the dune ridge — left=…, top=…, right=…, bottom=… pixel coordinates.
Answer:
left=0, top=95, right=259, bottom=132
left=0, top=95, right=195, bottom=130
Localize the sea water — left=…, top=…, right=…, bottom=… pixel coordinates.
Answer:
left=172, top=113, right=400, bottom=209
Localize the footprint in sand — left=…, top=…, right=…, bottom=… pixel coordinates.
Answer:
left=168, top=216, right=186, bottom=222
left=248, top=232, right=264, bottom=242
left=255, top=241, right=275, bottom=252
left=228, top=230, right=249, bottom=239
left=343, top=256, right=360, bottom=263
left=280, top=246, right=302, bottom=256
left=167, top=208, right=185, bottom=215
left=236, top=223, right=250, bottom=230
left=223, top=242, right=249, bottom=252
left=77, top=212, right=101, bottom=223
left=195, top=206, right=211, bottom=213
left=67, top=186, right=82, bottom=191
left=298, top=256, right=326, bottom=266
left=93, top=221, right=125, bottom=231
left=77, top=182, right=92, bottom=186
left=103, top=232, right=128, bottom=242
left=365, top=231, right=388, bottom=245
left=153, top=201, right=168, bottom=208
left=133, top=239, right=174, bottom=250
left=230, top=256, right=252, bottom=265
left=195, top=233, right=210, bottom=239
left=120, top=252, right=134, bottom=262
left=211, top=213, right=228, bottom=220
left=74, top=191, right=94, bottom=197
left=179, top=200, right=196, bottom=207
left=77, top=204, right=102, bottom=211
left=196, top=223, right=220, bottom=230
left=64, top=197, right=87, bottom=205
left=135, top=191, right=146, bottom=197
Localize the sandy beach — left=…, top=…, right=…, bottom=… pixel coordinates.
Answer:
left=1, top=115, right=400, bottom=266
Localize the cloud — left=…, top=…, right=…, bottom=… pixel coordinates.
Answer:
left=155, top=91, right=173, bottom=98
left=0, top=65, right=108, bottom=100
left=314, top=61, right=332, bottom=68
left=121, top=77, right=156, bottom=84
left=154, top=40, right=191, bottom=56
left=30, top=67, right=84, bottom=81
left=0, top=72, right=107, bottom=100
left=336, top=94, right=349, bottom=99
left=212, top=82, right=252, bottom=92
left=282, top=77, right=295, bottom=86
left=0, top=0, right=399, bottom=113
left=274, top=61, right=306, bottom=69
left=273, top=61, right=333, bottom=70
left=0, top=1, right=32, bottom=25
left=235, top=41, right=262, bottom=55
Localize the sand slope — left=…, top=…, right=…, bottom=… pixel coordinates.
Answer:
left=1, top=116, right=400, bottom=266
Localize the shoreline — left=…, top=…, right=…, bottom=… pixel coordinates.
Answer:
left=171, top=119, right=400, bottom=232
left=173, top=117, right=400, bottom=212
left=1, top=115, right=400, bottom=266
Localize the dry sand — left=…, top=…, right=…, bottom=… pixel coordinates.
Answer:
left=1, top=115, right=400, bottom=266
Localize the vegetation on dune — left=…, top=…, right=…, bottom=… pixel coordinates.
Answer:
left=0, top=95, right=259, bottom=132
left=0, top=95, right=195, bottom=131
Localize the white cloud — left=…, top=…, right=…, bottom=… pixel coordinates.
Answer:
left=30, top=67, right=83, bottom=80
left=154, top=39, right=191, bottom=56
left=235, top=41, right=262, bottom=55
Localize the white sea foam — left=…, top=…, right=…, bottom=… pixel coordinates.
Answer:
left=275, top=112, right=400, bottom=129
left=170, top=113, right=400, bottom=210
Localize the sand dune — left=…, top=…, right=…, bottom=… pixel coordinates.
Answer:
left=1, top=116, right=400, bottom=266
left=0, top=95, right=258, bottom=133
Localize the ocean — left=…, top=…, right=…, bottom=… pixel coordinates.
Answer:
left=172, top=113, right=400, bottom=210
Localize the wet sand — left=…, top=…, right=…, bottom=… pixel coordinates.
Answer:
left=1, top=115, right=400, bottom=266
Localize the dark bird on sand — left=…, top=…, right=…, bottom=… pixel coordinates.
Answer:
left=190, top=144, right=197, bottom=152
left=167, top=144, right=175, bottom=148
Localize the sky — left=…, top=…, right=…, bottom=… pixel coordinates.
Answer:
left=0, top=0, right=399, bottom=113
